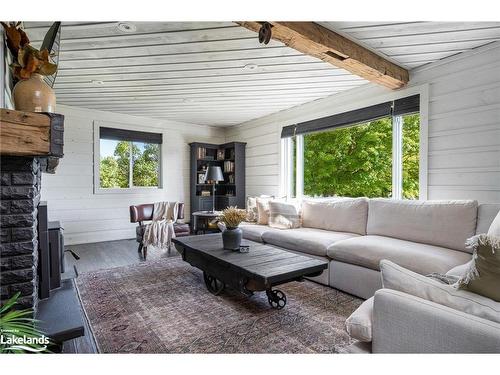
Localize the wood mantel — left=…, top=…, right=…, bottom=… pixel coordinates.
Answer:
left=0, top=108, right=64, bottom=157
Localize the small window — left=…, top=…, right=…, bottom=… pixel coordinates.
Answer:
left=97, top=127, right=162, bottom=190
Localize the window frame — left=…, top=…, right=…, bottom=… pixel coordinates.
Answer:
left=93, top=121, right=163, bottom=194
left=280, top=85, right=428, bottom=200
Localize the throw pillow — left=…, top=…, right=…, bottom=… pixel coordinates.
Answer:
left=268, top=201, right=301, bottom=229
left=488, top=210, right=500, bottom=237
left=380, top=259, right=500, bottom=324
left=256, top=197, right=273, bottom=225
left=246, top=196, right=258, bottom=222
left=457, top=234, right=500, bottom=302
left=446, top=261, right=473, bottom=277
left=345, top=297, right=374, bottom=342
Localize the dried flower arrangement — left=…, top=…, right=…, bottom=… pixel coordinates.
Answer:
left=218, top=206, right=247, bottom=229
left=1, top=22, right=59, bottom=80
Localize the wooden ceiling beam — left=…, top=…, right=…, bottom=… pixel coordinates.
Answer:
left=236, top=21, right=409, bottom=90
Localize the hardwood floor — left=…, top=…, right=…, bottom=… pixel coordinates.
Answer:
left=65, top=238, right=180, bottom=274
left=62, top=238, right=180, bottom=353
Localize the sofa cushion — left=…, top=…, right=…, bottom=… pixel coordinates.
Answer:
left=262, top=227, right=359, bottom=257
left=327, top=235, right=471, bottom=275
left=380, top=260, right=500, bottom=324
left=240, top=222, right=278, bottom=243
left=367, top=199, right=478, bottom=252
left=345, top=297, right=374, bottom=342
left=268, top=201, right=301, bottom=229
left=301, top=197, right=368, bottom=235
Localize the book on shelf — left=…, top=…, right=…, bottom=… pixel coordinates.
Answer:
left=197, top=147, right=207, bottom=159
left=223, top=160, right=234, bottom=172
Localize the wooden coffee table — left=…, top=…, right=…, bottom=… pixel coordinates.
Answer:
left=173, top=234, right=328, bottom=309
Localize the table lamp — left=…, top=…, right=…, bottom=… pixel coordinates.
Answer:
left=204, top=165, right=224, bottom=213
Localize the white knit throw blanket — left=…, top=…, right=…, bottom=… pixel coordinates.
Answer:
left=142, top=201, right=179, bottom=249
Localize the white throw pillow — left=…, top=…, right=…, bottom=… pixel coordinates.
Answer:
left=446, top=261, right=473, bottom=277
left=345, top=297, right=374, bottom=342
left=488, top=210, right=500, bottom=237
left=380, top=260, right=500, bottom=324
left=268, top=201, right=301, bottom=229
left=256, top=197, right=273, bottom=225
left=246, top=196, right=258, bottom=222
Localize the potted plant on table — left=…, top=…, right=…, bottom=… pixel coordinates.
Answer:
left=218, top=206, right=247, bottom=251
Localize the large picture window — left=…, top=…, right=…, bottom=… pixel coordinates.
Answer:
left=97, top=127, right=162, bottom=190
left=281, top=96, right=420, bottom=200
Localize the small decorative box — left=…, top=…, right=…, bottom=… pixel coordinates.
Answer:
left=239, top=245, right=250, bottom=253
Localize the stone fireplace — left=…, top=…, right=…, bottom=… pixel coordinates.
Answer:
left=0, top=156, right=43, bottom=311
left=0, top=109, right=63, bottom=313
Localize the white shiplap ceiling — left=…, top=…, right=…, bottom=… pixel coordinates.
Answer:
left=319, top=22, right=500, bottom=69
left=24, top=22, right=500, bottom=126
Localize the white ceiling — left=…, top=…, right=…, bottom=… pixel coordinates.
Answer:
left=24, top=22, right=500, bottom=127
left=319, top=22, right=500, bottom=69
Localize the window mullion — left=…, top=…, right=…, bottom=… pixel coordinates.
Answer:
left=280, top=138, right=288, bottom=199
left=392, top=115, right=403, bottom=199
left=129, top=142, right=133, bottom=188
left=286, top=138, right=294, bottom=199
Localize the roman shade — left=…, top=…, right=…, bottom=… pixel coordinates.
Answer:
left=100, top=127, right=163, bottom=144
left=393, top=94, right=420, bottom=116
left=281, top=94, right=420, bottom=138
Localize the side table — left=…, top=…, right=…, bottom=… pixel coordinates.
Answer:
left=192, top=211, right=221, bottom=235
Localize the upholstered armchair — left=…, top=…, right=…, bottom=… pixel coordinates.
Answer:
left=129, top=202, right=190, bottom=259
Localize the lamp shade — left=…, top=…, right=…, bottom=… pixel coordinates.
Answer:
left=204, top=165, right=224, bottom=182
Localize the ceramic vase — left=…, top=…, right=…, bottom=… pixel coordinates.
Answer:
left=222, top=227, right=242, bottom=251
left=13, top=74, right=56, bottom=113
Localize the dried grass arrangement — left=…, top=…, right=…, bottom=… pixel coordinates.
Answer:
left=1, top=22, right=59, bottom=80
left=218, top=206, right=247, bottom=229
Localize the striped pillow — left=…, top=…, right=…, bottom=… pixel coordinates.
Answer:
left=268, top=201, right=300, bottom=229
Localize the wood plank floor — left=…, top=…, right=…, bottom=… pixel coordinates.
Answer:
left=62, top=239, right=179, bottom=353
left=65, top=238, right=180, bottom=274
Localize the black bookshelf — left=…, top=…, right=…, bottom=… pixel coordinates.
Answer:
left=189, top=142, right=246, bottom=224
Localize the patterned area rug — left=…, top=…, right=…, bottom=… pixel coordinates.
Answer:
left=76, top=257, right=362, bottom=353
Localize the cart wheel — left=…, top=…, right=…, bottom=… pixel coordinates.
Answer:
left=266, top=289, right=287, bottom=309
left=203, top=272, right=225, bottom=295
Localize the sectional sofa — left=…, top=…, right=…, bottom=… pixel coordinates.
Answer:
left=240, top=198, right=500, bottom=299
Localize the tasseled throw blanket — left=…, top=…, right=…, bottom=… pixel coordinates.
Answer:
left=143, top=201, right=179, bottom=250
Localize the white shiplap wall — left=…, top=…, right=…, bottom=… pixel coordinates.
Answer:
left=41, top=105, right=225, bottom=245
left=226, top=42, right=500, bottom=203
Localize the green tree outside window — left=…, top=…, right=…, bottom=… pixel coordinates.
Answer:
left=302, top=114, right=419, bottom=198
left=99, top=140, right=160, bottom=189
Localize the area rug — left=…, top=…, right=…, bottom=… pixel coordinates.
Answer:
left=76, top=257, right=362, bottom=353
